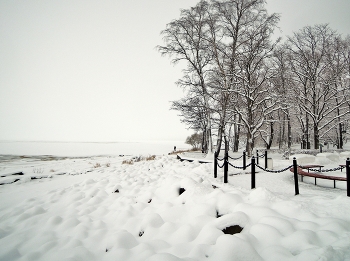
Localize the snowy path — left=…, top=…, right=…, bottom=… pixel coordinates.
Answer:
left=0, top=155, right=350, bottom=261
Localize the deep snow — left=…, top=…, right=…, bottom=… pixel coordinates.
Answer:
left=0, top=149, right=350, bottom=261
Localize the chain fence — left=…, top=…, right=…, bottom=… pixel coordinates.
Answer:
left=213, top=150, right=349, bottom=197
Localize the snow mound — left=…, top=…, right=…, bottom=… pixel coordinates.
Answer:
left=290, top=154, right=315, bottom=165
left=316, top=153, right=340, bottom=164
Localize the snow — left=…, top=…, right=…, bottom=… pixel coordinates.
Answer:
left=1, top=145, right=350, bottom=261
left=290, top=154, right=316, bottom=165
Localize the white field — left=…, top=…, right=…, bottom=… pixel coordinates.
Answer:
left=0, top=142, right=350, bottom=261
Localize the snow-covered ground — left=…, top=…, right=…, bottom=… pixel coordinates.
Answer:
left=0, top=146, right=350, bottom=260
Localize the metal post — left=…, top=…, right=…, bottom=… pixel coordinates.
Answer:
left=265, top=150, right=268, bottom=169
left=346, top=158, right=350, bottom=197
left=214, top=151, right=217, bottom=179
left=224, top=150, right=228, bottom=183
left=256, top=149, right=259, bottom=165
left=243, top=151, right=246, bottom=170
left=251, top=156, right=255, bottom=189
left=293, top=157, right=299, bottom=195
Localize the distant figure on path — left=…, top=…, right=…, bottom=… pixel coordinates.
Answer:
left=174, top=146, right=176, bottom=152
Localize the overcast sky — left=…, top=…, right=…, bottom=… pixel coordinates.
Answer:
left=1, top=0, right=349, bottom=142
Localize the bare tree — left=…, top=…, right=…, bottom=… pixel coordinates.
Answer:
left=185, top=133, right=202, bottom=149
left=287, top=24, right=348, bottom=149
left=205, top=0, right=279, bottom=156
left=159, top=2, right=350, bottom=153
left=270, top=44, right=294, bottom=149
left=157, top=0, right=214, bottom=153
left=171, top=96, right=209, bottom=151
left=323, top=35, right=350, bottom=148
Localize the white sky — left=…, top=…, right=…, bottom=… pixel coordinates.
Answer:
left=0, top=0, right=349, bottom=142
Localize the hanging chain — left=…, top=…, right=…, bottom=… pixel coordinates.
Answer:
left=215, top=153, right=346, bottom=175
left=255, top=163, right=294, bottom=173
left=306, top=166, right=343, bottom=172
left=217, top=161, right=225, bottom=168
left=227, top=162, right=251, bottom=169
left=228, top=155, right=243, bottom=160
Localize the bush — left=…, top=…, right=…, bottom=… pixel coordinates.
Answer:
left=146, top=155, right=156, bottom=161
left=185, top=133, right=202, bottom=149
left=122, top=155, right=156, bottom=165
left=122, top=159, right=134, bottom=165
left=93, top=163, right=101, bottom=168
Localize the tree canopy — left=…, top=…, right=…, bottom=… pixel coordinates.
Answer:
left=158, top=0, right=350, bottom=155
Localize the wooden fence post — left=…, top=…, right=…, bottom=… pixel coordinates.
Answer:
left=256, top=150, right=259, bottom=165
left=251, top=156, right=255, bottom=189
left=264, top=150, right=268, bottom=169
left=293, top=157, right=299, bottom=195
left=224, top=150, right=228, bottom=183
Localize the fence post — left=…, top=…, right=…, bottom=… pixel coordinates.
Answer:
left=214, top=151, right=217, bottom=179
left=256, top=149, right=259, bottom=165
left=346, top=158, right=350, bottom=197
left=293, top=157, right=299, bottom=195
left=264, top=150, right=268, bottom=169
left=243, top=151, right=246, bottom=170
left=251, top=156, right=255, bottom=189
left=224, top=150, right=228, bottom=183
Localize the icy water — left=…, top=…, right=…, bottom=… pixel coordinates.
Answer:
left=0, top=140, right=190, bottom=156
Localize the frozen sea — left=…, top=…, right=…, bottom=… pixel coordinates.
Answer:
left=0, top=140, right=190, bottom=157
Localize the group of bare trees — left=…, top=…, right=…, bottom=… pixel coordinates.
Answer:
left=158, top=0, right=350, bottom=156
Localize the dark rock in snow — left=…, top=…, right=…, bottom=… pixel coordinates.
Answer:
left=222, top=225, right=243, bottom=235
left=179, top=187, right=185, bottom=195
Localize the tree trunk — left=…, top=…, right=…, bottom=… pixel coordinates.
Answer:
left=339, top=123, right=343, bottom=149
left=246, top=131, right=253, bottom=157
left=202, top=127, right=207, bottom=153
left=234, top=124, right=240, bottom=152
left=278, top=117, right=283, bottom=149
left=336, top=97, right=343, bottom=149
left=267, top=122, right=274, bottom=149
left=314, top=124, right=319, bottom=149
left=216, top=124, right=224, bottom=155
left=205, top=126, right=213, bottom=157
left=233, top=114, right=241, bottom=152
left=281, top=114, right=286, bottom=148
left=287, top=114, right=292, bottom=149
left=306, top=116, right=310, bottom=149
